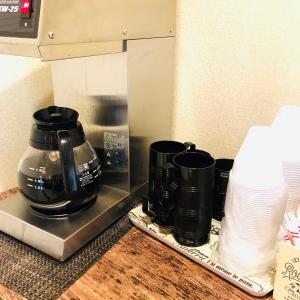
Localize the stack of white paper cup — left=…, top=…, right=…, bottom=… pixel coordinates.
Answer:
left=218, top=126, right=288, bottom=276
left=272, top=105, right=300, bottom=213
left=232, top=126, right=284, bottom=189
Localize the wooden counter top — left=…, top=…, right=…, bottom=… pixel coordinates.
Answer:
left=61, top=227, right=273, bottom=300
left=0, top=190, right=273, bottom=299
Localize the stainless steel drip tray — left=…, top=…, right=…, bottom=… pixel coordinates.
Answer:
left=0, top=184, right=146, bottom=261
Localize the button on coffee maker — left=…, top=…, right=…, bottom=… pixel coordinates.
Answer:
left=18, top=106, right=101, bottom=216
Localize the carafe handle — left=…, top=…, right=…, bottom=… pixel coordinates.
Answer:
left=57, top=130, right=78, bottom=194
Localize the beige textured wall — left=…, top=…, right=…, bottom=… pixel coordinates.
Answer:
left=173, top=1, right=300, bottom=159
left=0, top=55, right=53, bottom=192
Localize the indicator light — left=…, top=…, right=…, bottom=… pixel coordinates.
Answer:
left=20, top=0, right=31, bottom=16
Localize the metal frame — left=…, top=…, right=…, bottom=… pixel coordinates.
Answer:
left=0, top=0, right=176, bottom=60
left=0, top=184, right=147, bottom=261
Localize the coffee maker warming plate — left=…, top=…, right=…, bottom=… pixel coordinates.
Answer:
left=0, top=184, right=146, bottom=261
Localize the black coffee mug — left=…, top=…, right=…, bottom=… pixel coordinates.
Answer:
left=164, top=152, right=215, bottom=246
left=213, top=158, right=234, bottom=221
left=143, top=140, right=196, bottom=227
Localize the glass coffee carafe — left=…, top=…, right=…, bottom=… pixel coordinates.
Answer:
left=18, top=106, right=101, bottom=216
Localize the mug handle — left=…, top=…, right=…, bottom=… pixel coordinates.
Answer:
left=142, top=195, right=149, bottom=214
left=142, top=195, right=157, bottom=219
left=184, top=142, right=196, bottom=152
left=162, top=163, right=178, bottom=192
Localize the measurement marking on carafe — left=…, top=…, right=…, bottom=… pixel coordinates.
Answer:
left=28, top=167, right=46, bottom=174
left=27, top=178, right=33, bottom=182
left=93, top=166, right=100, bottom=173
left=27, top=184, right=33, bottom=188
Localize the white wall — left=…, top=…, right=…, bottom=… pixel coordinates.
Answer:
left=0, top=55, right=53, bottom=191
left=173, top=1, right=300, bottom=159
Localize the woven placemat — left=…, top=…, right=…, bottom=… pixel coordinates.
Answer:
left=0, top=189, right=136, bottom=300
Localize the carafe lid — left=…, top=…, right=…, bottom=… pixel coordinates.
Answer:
left=34, top=106, right=79, bottom=130
left=30, top=106, right=85, bottom=150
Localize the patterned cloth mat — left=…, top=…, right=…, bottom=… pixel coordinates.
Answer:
left=0, top=189, right=135, bottom=300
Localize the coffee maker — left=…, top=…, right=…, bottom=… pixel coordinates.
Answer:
left=0, top=0, right=176, bottom=260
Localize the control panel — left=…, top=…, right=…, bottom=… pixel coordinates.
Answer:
left=103, top=132, right=127, bottom=170
left=0, top=0, right=40, bottom=38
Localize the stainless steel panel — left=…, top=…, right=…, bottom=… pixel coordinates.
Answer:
left=38, top=41, right=124, bottom=61
left=0, top=184, right=147, bottom=261
left=0, top=36, right=40, bottom=57
left=52, top=53, right=130, bottom=192
left=52, top=38, right=176, bottom=192
left=38, top=0, right=176, bottom=45
left=0, top=0, right=176, bottom=60
left=127, top=38, right=176, bottom=187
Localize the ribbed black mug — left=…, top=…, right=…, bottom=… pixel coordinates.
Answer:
left=143, top=140, right=196, bottom=227
left=164, top=152, right=215, bottom=246
left=213, top=158, right=234, bottom=221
